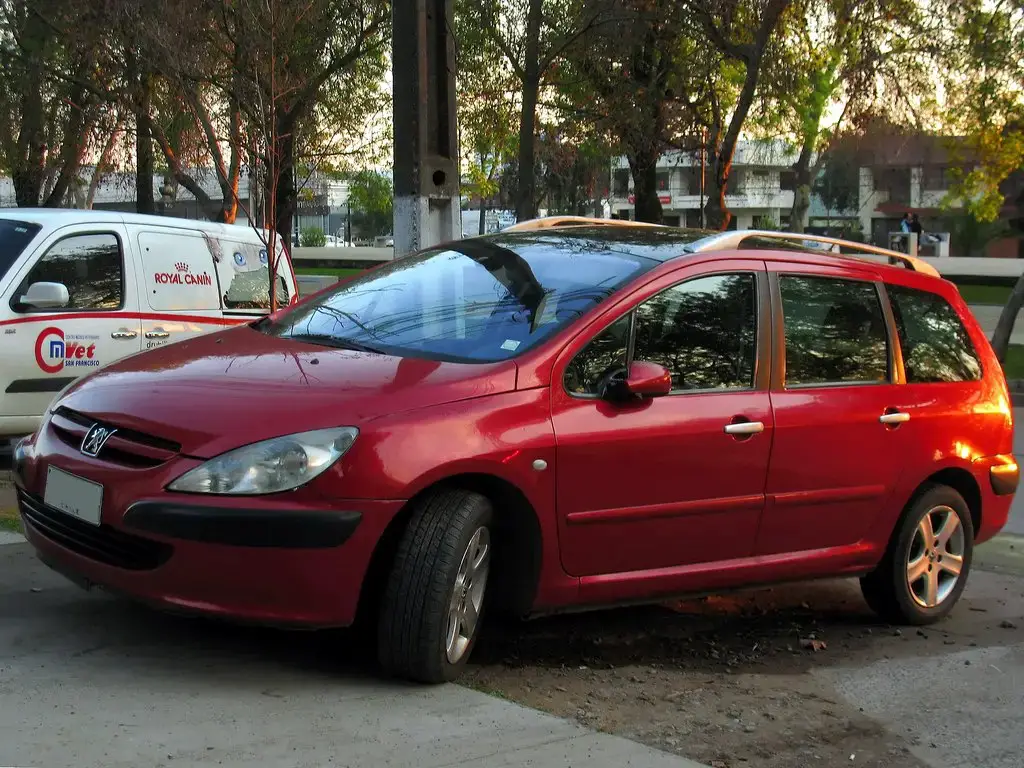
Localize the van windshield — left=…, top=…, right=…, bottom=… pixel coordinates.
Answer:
left=0, top=219, right=41, bottom=284
left=261, top=236, right=654, bottom=363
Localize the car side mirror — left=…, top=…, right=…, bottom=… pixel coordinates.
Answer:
left=625, top=361, right=672, bottom=398
left=19, top=281, right=70, bottom=310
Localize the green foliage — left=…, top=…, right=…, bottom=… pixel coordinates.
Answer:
left=300, top=227, right=327, bottom=247
left=813, top=145, right=861, bottom=214
left=936, top=1, right=1024, bottom=223
left=347, top=170, right=393, bottom=237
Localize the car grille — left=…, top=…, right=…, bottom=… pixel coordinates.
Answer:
left=17, top=488, right=172, bottom=571
left=49, top=407, right=181, bottom=468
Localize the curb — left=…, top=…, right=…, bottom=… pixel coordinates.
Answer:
left=0, top=530, right=25, bottom=546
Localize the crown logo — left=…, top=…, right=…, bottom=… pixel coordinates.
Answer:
left=174, top=262, right=189, bottom=272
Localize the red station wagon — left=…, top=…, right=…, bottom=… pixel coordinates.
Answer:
left=12, top=218, right=1018, bottom=683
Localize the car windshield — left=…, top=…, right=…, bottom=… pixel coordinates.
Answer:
left=0, top=219, right=42, bottom=283
left=262, top=236, right=656, bottom=363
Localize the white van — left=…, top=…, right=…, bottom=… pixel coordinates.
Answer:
left=0, top=210, right=297, bottom=437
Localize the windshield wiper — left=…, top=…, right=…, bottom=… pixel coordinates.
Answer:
left=286, top=333, right=385, bottom=354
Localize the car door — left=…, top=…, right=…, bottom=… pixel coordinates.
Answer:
left=135, top=226, right=230, bottom=350
left=551, top=259, right=774, bottom=578
left=0, top=225, right=143, bottom=425
left=755, top=262, right=913, bottom=556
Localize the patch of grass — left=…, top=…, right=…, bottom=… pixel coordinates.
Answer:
left=0, top=508, right=21, bottom=534
left=955, top=283, right=1013, bottom=306
left=294, top=266, right=364, bottom=278
left=1002, top=344, right=1024, bottom=380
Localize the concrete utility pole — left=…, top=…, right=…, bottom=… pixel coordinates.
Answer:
left=391, top=0, right=462, bottom=257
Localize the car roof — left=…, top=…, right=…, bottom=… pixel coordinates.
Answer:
left=483, top=219, right=943, bottom=283
left=0, top=208, right=266, bottom=238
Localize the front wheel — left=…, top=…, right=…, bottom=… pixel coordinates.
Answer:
left=860, top=484, right=974, bottom=625
left=377, top=489, right=493, bottom=683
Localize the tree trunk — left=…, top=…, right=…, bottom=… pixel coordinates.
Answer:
left=13, top=9, right=47, bottom=208
left=478, top=203, right=488, bottom=235
left=991, top=272, right=1024, bottom=363
left=703, top=147, right=730, bottom=230
left=514, top=0, right=543, bottom=222
left=273, top=126, right=296, bottom=250
left=135, top=68, right=156, bottom=214
left=628, top=153, right=663, bottom=224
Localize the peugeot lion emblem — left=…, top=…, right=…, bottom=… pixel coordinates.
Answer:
left=81, top=424, right=116, bottom=457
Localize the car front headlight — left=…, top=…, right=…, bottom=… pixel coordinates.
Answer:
left=167, top=427, right=358, bottom=496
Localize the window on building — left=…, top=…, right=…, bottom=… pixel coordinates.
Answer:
left=656, top=170, right=671, bottom=192
left=780, top=170, right=797, bottom=191
left=780, top=275, right=889, bottom=387
left=16, top=233, right=123, bottom=311
left=887, top=284, right=982, bottom=382
left=612, top=169, right=631, bottom=197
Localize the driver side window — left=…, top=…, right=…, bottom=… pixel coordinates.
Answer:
left=563, top=272, right=757, bottom=396
left=563, top=314, right=631, bottom=396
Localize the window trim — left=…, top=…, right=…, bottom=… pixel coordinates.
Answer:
left=10, top=229, right=127, bottom=315
left=884, top=281, right=984, bottom=384
left=771, top=271, right=895, bottom=391
left=563, top=269, right=770, bottom=400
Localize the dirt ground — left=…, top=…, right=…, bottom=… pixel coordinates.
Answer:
left=465, top=568, right=1023, bottom=768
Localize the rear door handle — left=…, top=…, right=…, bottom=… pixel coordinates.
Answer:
left=880, top=411, right=910, bottom=425
left=145, top=329, right=170, bottom=340
left=111, top=329, right=138, bottom=340
left=724, top=421, right=765, bottom=436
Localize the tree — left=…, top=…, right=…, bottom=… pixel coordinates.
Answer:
left=683, top=0, right=793, bottom=229
left=937, top=0, right=1024, bottom=224
left=757, top=0, right=937, bottom=232
left=348, top=170, right=394, bottom=238
left=0, top=0, right=116, bottom=207
left=460, top=0, right=611, bottom=222
left=455, top=0, right=520, bottom=233
left=566, top=0, right=711, bottom=223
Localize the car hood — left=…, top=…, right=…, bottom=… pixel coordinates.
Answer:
left=56, top=326, right=519, bottom=458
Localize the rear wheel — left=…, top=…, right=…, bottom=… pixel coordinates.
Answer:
left=860, top=484, right=973, bottom=625
left=377, top=489, right=493, bottom=683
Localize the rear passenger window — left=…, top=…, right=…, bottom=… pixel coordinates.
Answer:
left=780, top=276, right=889, bottom=387
left=886, top=284, right=982, bottom=382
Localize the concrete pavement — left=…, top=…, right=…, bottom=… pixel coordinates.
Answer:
left=0, top=541, right=708, bottom=768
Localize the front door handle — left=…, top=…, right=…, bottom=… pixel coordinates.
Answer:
left=111, top=329, right=138, bottom=340
left=145, top=329, right=170, bottom=340
left=724, top=421, right=765, bottom=436
left=880, top=411, right=910, bottom=425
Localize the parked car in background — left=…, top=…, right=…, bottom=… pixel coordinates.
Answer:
left=12, top=218, right=1016, bottom=685
left=0, top=210, right=297, bottom=437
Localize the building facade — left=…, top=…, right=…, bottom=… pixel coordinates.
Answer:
left=609, top=141, right=802, bottom=230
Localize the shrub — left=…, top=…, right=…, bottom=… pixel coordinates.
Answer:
left=300, top=227, right=327, bottom=247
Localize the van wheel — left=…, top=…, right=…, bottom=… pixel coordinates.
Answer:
left=860, top=484, right=974, bottom=625
left=377, top=489, right=493, bottom=683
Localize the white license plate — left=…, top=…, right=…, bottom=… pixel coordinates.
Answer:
left=44, top=466, right=104, bottom=526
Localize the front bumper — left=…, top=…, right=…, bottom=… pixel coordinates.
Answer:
left=15, top=429, right=403, bottom=628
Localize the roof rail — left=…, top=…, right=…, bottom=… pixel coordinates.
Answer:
left=687, top=230, right=940, bottom=277
left=503, top=215, right=666, bottom=232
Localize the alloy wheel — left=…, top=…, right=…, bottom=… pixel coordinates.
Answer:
left=445, top=526, right=490, bottom=664
left=906, top=505, right=965, bottom=609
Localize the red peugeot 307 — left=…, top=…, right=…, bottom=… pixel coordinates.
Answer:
left=12, top=218, right=1017, bottom=682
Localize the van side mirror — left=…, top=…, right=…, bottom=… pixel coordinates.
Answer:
left=19, top=282, right=70, bottom=310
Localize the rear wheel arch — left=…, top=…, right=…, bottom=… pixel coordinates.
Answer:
left=355, top=472, right=544, bottom=628
left=903, top=466, right=982, bottom=539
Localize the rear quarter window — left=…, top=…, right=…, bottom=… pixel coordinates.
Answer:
left=886, top=284, right=982, bottom=383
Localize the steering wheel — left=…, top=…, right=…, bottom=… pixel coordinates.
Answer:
left=593, top=362, right=628, bottom=399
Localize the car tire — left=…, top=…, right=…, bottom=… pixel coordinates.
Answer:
left=377, top=489, right=494, bottom=683
left=860, top=484, right=974, bottom=625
